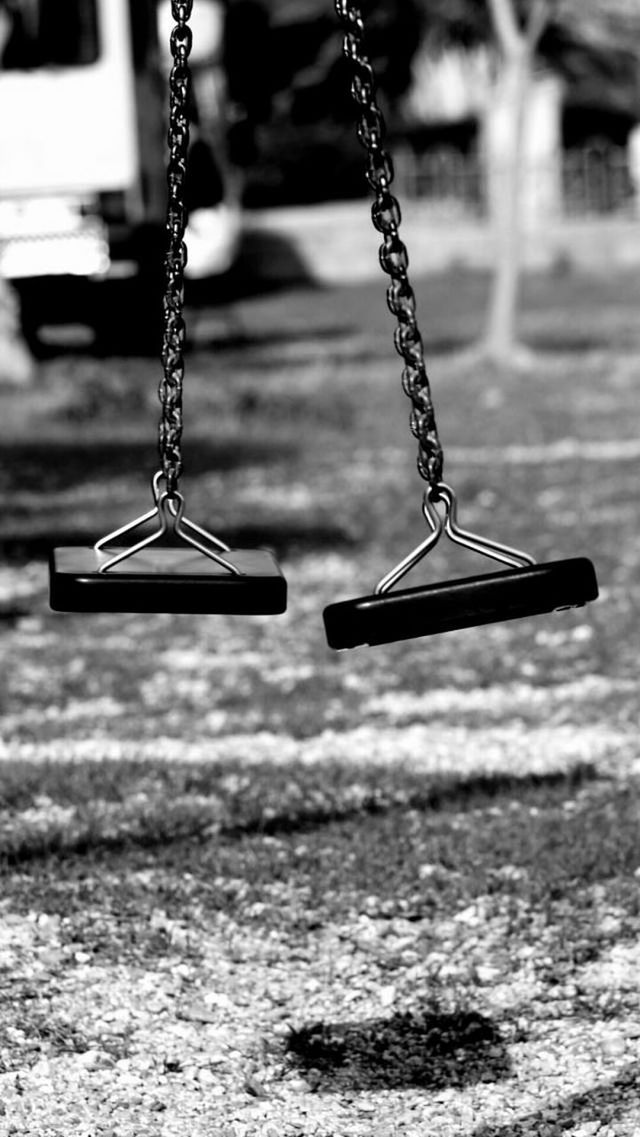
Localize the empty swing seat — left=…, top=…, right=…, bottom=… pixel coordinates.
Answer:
left=49, top=546, right=287, bottom=615
left=323, top=557, right=598, bottom=649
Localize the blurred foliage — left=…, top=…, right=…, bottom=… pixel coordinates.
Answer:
left=224, top=0, right=424, bottom=205
left=222, top=0, right=640, bottom=206
left=551, top=1, right=640, bottom=118
left=403, top=1, right=640, bottom=116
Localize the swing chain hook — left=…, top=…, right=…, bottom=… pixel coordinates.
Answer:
left=158, top=0, right=195, bottom=498
left=375, top=482, right=536, bottom=595
left=334, top=1, right=444, bottom=491
left=93, top=470, right=241, bottom=576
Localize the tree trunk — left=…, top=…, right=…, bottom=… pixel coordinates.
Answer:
left=477, top=0, right=551, bottom=368
left=481, top=48, right=533, bottom=367
left=0, top=275, right=34, bottom=386
left=629, top=123, right=640, bottom=218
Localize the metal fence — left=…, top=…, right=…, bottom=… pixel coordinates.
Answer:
left=562, top=146, right=634, bottom=216
left=393, top=144, right=636, bottom=218
left=393, top=147, right=485, bottom=215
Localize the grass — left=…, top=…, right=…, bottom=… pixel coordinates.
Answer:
left=0, top=266, right=639, bottom=1132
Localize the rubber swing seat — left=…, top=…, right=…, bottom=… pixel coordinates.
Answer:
left=323, top=557, right=598, bottom=649
left=49, top=546, right=287, bottom=615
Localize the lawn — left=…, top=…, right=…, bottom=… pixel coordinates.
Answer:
left=0, top=267, right=639, bottom=1137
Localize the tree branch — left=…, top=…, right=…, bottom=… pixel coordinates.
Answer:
left=488, top=0, right=553, bottom=57
left=486, top=0, right=522, bottom=56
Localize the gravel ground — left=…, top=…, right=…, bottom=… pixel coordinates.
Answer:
left=1, top=556, right=638, bottom=1136
left=1, top=890, right=640, bottom=1136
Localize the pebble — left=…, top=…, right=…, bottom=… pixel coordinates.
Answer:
left=282, top=1076, right=313, bottom=1094
left=475, top=965, right=502, bottom=984
left=418, top=863, right=440, bottom=879
left=379, top=984, right=396, bottom=1007
left=197, top=1067, right=219, bottom=1085
left=36, top=948, right=64, bottom=968
left=400, top=949, right=421, bottom=965
left=30, top=1058, right=52, bottom=1077
left=601, top=1033, right=627, bottom=1057
left=75, top=1049, right=113, bottom=1071
left=600, top=919, right=623, bottom=938
left=271, top=1022, right=292, bottom=1037
left=177, top=999, right=220, bottom=1023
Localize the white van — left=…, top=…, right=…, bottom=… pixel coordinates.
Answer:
left=0, top=0, right=239, bottom=286
left=0, top=0, right=168, bottom=282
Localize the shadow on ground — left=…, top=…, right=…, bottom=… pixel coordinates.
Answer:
left=187, top=319, right=356, bottom=353
left=0, top=437, right=297, bottom=496
left=525, top=332, right=634, bottom=354
left=221, top=763, right=600, bottom=840
left=286, top=1007, right=512, bottom=1091
left=0, top=763, right=599, bottom=866
left=0, top=511, right=356, bottom=564
left=471, top=1062, right=640, bottom=1137
left=16, top=229, right=316, bottom=359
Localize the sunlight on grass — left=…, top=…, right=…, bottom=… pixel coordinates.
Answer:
left=1, top=270, right=639, bottom=1133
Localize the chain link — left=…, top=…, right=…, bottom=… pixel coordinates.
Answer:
left=157, top=2, right=443, bottom=493
left=158, top=0, right=194, bottom=496
left=334, top=1, right=444, bottom=490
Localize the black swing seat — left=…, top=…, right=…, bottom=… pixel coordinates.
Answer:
left=323, top=557, right=598, bottom=649
left=49, top=546, right=287, bottom=615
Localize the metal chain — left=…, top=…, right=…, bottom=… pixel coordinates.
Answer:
left=334, top=1, right=444, bottom=490
left=158, top=0, right=194, bottom=497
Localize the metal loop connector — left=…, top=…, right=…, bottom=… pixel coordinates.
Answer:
left=375, top=482, right=535, bottom=595
left=94, top=473, right=241, bottom=576
left=433, top=482, right=536, bottom=569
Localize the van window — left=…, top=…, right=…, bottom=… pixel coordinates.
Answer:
left=0, top=0, right=100, bottom=70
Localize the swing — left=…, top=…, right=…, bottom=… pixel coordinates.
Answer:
left=49, top=1, right=286, bottom=616
left=323, top=1, right=598, bottom=650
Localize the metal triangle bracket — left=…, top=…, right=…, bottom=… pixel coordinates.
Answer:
left=94, top=471, right=241, bottom=576
left=375, top=481, right=536, bottom=595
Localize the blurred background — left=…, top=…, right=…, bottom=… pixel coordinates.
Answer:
left=0, top=0, right=639, bottom=368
